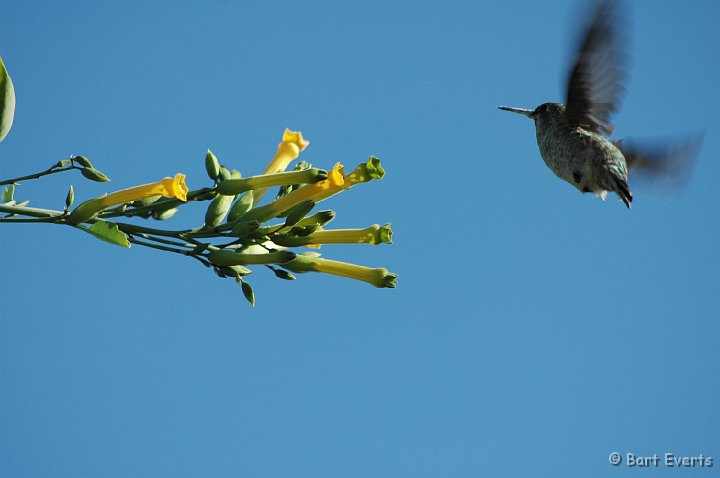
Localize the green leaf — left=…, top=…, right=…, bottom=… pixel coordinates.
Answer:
left=80, top=221, right=131, bottom=248
left=2, top=184, right=14, bottom=202
left=0, top=56, right=16, bottom=144
left=240, top=280, right=255, bottom=306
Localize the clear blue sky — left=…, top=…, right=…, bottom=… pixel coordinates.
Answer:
left=1, top=1, right=718, bottom=476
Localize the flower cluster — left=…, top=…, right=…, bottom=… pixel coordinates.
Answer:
left=1, top=128, right=397, bottom=306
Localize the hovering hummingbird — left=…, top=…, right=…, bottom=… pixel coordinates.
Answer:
left=498, top=0, right=700, bottom=208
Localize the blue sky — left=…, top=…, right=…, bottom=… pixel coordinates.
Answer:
left=1, top=1, right=718, bottom=476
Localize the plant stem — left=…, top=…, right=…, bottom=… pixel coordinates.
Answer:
left=127, top=236, right=193, bottom=256
left=0, top=203, right=65, bottom=218
left=0, top=166, right=78, bottom=186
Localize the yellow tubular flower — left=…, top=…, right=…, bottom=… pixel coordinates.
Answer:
left=252, top=129, right=309, bottom=203
left=283, top=255, right=398, bottom=288
left=66, top=174, right=188, bottom=224
left=270, top=163, right=345, bottom=213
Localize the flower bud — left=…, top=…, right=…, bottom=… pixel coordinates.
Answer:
left=65, top=185, right=74, bottom=209
left=204, top=193, right=234, bottom=228
left=151, top=207, right=177, bottom=220
left=283, top=200, right=315, bottom=227
left=231, top=220, right=259, bottom=238
left=73, top=155, right=93, bottom=168
left=80, top=167, right=111, bottom=182
left=205, top=149, right=221, bottom=180
left=227, top=193, right=254, bottom=223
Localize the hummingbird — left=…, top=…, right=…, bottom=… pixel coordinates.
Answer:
left=498, top=0, right=700, bottom=208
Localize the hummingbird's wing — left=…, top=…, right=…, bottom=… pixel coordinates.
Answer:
left=615, top=136, right=703, bottom=187
left=564, top=0, right=626, bottom=137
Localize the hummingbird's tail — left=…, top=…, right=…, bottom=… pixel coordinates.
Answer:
left=612, top=175, right=633, bottom=209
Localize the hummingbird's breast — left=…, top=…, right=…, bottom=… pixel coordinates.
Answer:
left=534, top=119, right=628, bottom=196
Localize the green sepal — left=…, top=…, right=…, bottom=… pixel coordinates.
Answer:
left=0, top=55, right=16, bottom=144
left=365, top=156, right=385, bottom=179
left=205, top=149, right=221, bottom=180
left=80, top=220, right=131, bottom=248
left=80, top=167, right=111, bottom=182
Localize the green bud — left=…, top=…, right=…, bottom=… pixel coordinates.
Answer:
left=217, top=265, right=252, bottom=278
left=151, top=207, right=177, bottom=220
left=80, top=167, right=111, bottom=182
left=268, top=265, right=296, bottom=280
left=284, top=200, right=315, bottom=227
left=231, top=220, right=259, bottom=238
left=2, top=184, right=14, bottom=203
left=205, top=149, right=220, bottom=180
left=294, top=210, right=335, bottom=228
left=54, top=159, right=70, bottom=169
left=132, top=195, right=162, bottom=207
left=73, top=155, right=93, bottom=168
left=208, top=249, right=296, bottom=266
left=65, top=185, right=74, bottom=209
left=227, top=193, right=254, bottom=223
left=204, top=193, right=234, bottom=228
left=289, top=224, right=319, bottom=237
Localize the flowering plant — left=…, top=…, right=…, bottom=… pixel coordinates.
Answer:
left=0, top=56, right=396, bottom=305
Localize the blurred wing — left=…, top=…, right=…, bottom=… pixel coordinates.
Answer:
left=565, top=0, right=627, bottom=137
left=615, top=135, right=703, bottom=187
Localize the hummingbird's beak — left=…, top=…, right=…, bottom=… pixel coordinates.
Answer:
left=498, top=106, right=534, bottom=118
